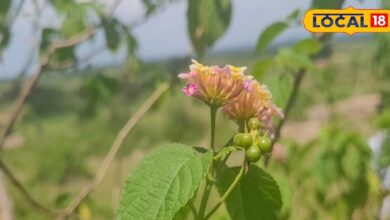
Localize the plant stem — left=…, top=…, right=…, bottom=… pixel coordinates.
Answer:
left=205, top=163, right=245, bottom=220
left=210, top=106, right=217, bottom=152
left=197, top=183, right=212, bottom=220
left=197, top=106, right=218, bottom=219
left=264, top=69, right=305, bottom=167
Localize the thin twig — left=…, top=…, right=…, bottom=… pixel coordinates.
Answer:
left=274, top=69, right=305, bottom=143
left=0, top=159, right=58, bottom=215
left=0, top=26, right=98, bottom=151
left=57, top=83, right=170, bottom=219
left=264, top=69, right=306, bottom=167
left=0, top=64, right=46, bottom=150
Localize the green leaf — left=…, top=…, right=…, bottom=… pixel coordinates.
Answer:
left=0, top=0, right=11, bottom=18
left=293, top=38, right=322, bottom=56
left=274, top=48, right=316, bottom=73
left=287, top=9, right=300, bottom=21
left=52, top=46, right=75, bottom=63
left=142, top=0, right=157, bottom=16
left=187, top=0, right=232, bottom=57
left=217, top=165, right=282, bottom=220
left=173, top=202, right=191, bottom=220
left=311, top=0, right=345, bottom=9
left=264, top=73, right=293, bottom=109
left=61, top=10, right=86, bottom=37
left=118, top=144, right=212, bottom=220
left=0, top=24, right=10, bottom=55
left=103, top=19, right=121, bottom=52
left=40, top=28, right=59, bottom=53
left=256, top=22, right=288, bottom=53
left=125, top=30, right=138, bottom=56
left=253, top=58, right=274, bottom=80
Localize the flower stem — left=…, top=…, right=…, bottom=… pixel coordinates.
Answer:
left=210, top=106, right=217, bottom=152
left=197, top=106, right=218, bottom=219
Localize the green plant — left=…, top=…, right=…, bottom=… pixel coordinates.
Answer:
left=118, top=61, right=284, bottom=220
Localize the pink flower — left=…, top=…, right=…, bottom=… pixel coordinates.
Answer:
left=178, top=60, right=247, bottom=107
left=182, top=83, right=198, bottom=96
left=222, top=79, right=283, bottom=137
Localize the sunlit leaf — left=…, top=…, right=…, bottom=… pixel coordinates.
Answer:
left=61, top=10, right=86, bottom=37
left=293, top=38, right=322, bottom=56
left=274, top=48, right=316, bottom=73
left=264, top=73, right=293, bottom=109
left=217, top=165, right=282, bottom=220
left=118, top=144, right=212, bottom=220
left=253, top=58, right=274, bottom=80
left=256, top=22, right=288, bottom=53
left=187, top=0, right=232, bottom=57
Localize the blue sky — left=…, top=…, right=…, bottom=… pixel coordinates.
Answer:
left=0, top=0, right=381, bottom=79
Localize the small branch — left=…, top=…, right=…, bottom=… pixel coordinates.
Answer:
left=205, top=163, right=245, bottom=220
left=0, top=159, right=57, bottom=215
left=57, top=83, right=170, bottom=219
left=0, top=27, right=97, bottom=151
left=273, top=69, right=305, bottom=143
left=264, top=69, right=305, bottom=167
left=0, top=64, right=45, bottom=150
left=0, top=170, right=14, bottom=220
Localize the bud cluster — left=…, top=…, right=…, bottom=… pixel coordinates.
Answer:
left=233, top=118, right=272, bottom=163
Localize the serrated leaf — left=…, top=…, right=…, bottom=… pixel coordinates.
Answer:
left=311, top=0, right=345, bottom=9
left=217, top=165, right=282, bottom=220
left=293, top=38, right=322, bottom=56
left=118, top=144, right=212, bottom=220
left=256, top=22, right=288, bottom=53
left=253, top=58, right=273, bottom=80
left=187, top=0, right=232, bottom=57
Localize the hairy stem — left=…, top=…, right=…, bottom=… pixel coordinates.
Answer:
left=210, top=106, right=217, bottom=151
left=197, top=106, right=218, bottom=219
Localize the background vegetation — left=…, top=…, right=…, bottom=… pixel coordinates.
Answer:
left=0, top=0, right=389, bottom=219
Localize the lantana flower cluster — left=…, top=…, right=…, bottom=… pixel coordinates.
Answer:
left=178, top=60, right=283, bottom=136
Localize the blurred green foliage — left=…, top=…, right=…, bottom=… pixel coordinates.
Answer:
left=271, top=125, right=381, bottom=220
left=0, top=0, right=388, bottom=218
